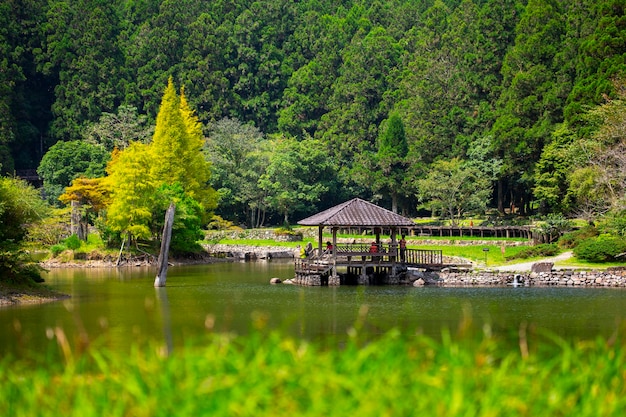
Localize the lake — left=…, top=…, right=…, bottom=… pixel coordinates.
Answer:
left=1, top=260, right=625, bottom=358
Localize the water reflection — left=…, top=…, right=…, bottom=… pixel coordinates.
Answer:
left=0, top=261, right=625, bottom=358
left=155, top=287, right=173, bottom=356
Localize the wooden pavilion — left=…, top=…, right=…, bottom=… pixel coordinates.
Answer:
left=294, top=198, right=445, bottom=286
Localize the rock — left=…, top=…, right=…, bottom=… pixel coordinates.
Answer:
left=531, top=262, right=553, bottom=273
left=413, top=278, right=425, bottom=287
left=269, top=277, right=282, bottom=284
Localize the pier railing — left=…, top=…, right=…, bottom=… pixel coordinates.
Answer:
left=294, top=245, right=444, bottom=274
left=404, top=248, right=442, bottom=266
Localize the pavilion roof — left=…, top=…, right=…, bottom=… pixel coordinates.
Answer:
left=297, top=198, right=415, bottom=227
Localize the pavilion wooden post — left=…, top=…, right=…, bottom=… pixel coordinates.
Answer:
left=390, top=227, right=398, bottom=281
left=318, top=226, right=324, bottom=255
left=154, top=202, right=175, bottom=287
left=329, top=227, right=339, bottom=285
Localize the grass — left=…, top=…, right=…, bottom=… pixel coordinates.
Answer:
left=211, top=237, right=533, bottom=267
left=1, top=322, right=624, bottom=416
left=417, top=243, right=530, bottom=266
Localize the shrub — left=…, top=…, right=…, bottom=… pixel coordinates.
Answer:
left=206, top=215, right=238, bottom=230
left=505, top=243, right=560, bottom=261
left=558, top=226, right=599, bottom=249
left=604, top=211, right=626, bottom=237
left=63, top=234, right=82, bottom=250
left=0, top=251, right=45, bottom=284
left=25, top=208, right=71, bottom=247
left=50, top=244, right=66, bottom=257
left=574, top=235, right=626, bottom=263
left=275, top=227, right=302, bottom=236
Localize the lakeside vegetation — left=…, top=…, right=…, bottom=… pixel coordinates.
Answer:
left=3, top=1, right=626, bottom=287
left=2, top=322, right=625, bottom=416
left=2, top=3, right=626, bottom=413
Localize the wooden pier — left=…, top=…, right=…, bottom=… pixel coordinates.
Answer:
left=296, top=198, right=473, bottom=286
left=294, top=243, right=449, bottom=286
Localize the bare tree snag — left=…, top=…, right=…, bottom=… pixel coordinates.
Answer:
left=154, top=202, right=176, bottom=287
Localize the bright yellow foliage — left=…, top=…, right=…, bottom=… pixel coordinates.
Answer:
left=104, top=142, right=155, bottom=239
left=59, top=177, right=108, bottom=212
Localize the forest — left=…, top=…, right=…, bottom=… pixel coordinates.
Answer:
left=1, top=0, right=626, bottom=230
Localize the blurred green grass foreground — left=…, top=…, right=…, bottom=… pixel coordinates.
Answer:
left=2, top=318, right=625, bottom=417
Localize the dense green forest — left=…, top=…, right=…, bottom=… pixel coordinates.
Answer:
left=2, top=0, right=626, bottom=228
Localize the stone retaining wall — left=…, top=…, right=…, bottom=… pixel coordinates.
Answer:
left=437, top=269, right=626, bottom=287
left=203, top=244, right=298, bottom=260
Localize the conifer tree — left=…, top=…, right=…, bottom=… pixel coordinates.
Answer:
left=179, top=87, right=217, bottom=212
left=150, top=78, right=217, bottom=215
left=375, top=113, right=408, bottom=213
left=150, top=77, right=189, bottom=189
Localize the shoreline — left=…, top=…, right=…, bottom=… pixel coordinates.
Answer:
left=4, top=244, right=621, bottom=305
left=0, top=283, right=70, bottom=307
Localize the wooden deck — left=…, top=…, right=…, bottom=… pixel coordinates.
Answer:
left=293, top=243, right=457, bottom=286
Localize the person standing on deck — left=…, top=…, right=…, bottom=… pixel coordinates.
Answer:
left=399, top=235, right=407, bottom=262
left=369, top=241, right=379, bottom=261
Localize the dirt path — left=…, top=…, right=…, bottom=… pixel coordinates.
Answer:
left=495, top=251, right=574, bottom=272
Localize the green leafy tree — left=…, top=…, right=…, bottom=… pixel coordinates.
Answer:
left=0, top=0, right=19, bottom=171
left=0, top=0, right=51, bottom=172
left=565, top=0, right=626, bottom=125
left=205, top=118, right=266, bottom=225
left=535, top=213, right=572, bottom=244
left=398, top=0, right=470, bottom=168
left=567, top=81, right=626, bottom=217
left=416, top=158, right=492, bottom=225
left=278, top=12, right=352, bottom=137
left=153, top=183, right=204, bottom=255
left=0, top=177, right=49, bottom=283
left=373, top=113, right=408, bottom=213
left=533, top=124, right=576, bottom=213
left=84, top=105, right=153, bottom=151
left=37, top=140, right=110, bottom=205
left=259, top=135, right=336, bottom=225
left=118, top=0, right=204, bottom=118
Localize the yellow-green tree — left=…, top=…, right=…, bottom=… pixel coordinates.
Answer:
left=59, top=177, right=108, bottom=240
left=102, top=78, right=217, bottom=247
left=150, top=78, right=217, bottom=215
left=104, top=143, right=156, bottom=241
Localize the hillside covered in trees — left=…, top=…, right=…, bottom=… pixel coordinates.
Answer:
left=2, top=0, right=626, bottom=227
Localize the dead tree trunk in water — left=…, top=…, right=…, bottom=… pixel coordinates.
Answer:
left=154, top=202, right=176, bottom=287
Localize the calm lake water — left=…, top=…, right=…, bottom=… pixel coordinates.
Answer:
left=1, top=260, right=625, bottom=357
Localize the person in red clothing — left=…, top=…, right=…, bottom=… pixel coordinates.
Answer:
left=324, top=241, right=333, bottom=254
left=369, top=241, right=379, bottom=260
